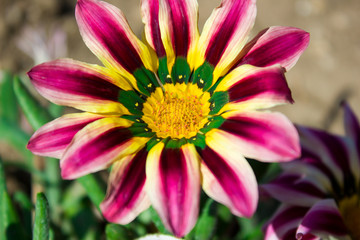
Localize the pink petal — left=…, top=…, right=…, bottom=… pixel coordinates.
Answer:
left=209, top=111, right=300, bottom=162
left=297, top=199, right=350, bottom=240
left=76, top=0, right=156, bottom=83
left=298, top=126, right=354, bottom=188
left=264, top=205, right=315, bottom=240
left=60, top=118, right=148, bottom=179
left=101, top=148, right=150, bottom=224
left=146, top=142, right=200, bottom=237
left=27, top=113, right=104, bottom=158
left=262, top=173, right=326, bottom=207
left=141, top=0, right=198, bottom=58
left=237, top=26, right=310, bottom=71
left=27, top=59, right=130, bottom=114
left=343, top=102, right=360, bottom=179
left=200, top=140, right=258, bottom=218
left=195, top=0, right=256, bottom=80
left=215, top=65, right=293, bottom=112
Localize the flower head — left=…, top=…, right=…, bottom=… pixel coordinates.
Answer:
left=263, top=103, right=360, bottom=240
left=27, top=0, right=309, bottom=236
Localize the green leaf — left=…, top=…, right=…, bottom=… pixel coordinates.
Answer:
left=105, top=224, right=136, bottom=240
left=48, top=103, right=64, bottom=118
left=0, top=117, right=32, bottom=160
left=236, top=218, right=263, bottom=240
left=77, top=174, right=106, bottom=212
left=33, top=192, right=50, bottom=240
left=14, top=191, right=33, bottom=236
left=13, top=76, right=53, bottom=130
left=190, top=199, right=217, bottom=240
left=0, top=71, right=19, bottom=122
left=14, top=76, right=62, bottom=223
left=44, top=158, right=61, bottom=222
left=0, top=158, right=26, bottom=240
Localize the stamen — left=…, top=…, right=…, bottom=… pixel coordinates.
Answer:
left=142, top=83, right=211, bottom=139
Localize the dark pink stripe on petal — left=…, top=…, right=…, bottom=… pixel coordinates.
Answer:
left=227, top=66, right=293, bottom=104
left=263, top=173, right=326, bottom=206
left=264, top=205, right=309, bottom=240
left=77, top=0, right=143, bottom=72
left=61, top=126, right=133, bottom=179
left=297, top=199, right=349, bottom=239
left=301, top=127, right=354, bottom=185
left=237, top=26, right=310, bottom=70
left=168, top=0, right=190, bottom=56
left=205, top=0, right=254, bottom=66
left=101, top=148, right=149, bottom=224
left=146, top=143, right=200, bottom=237
left=158, top=148, right=192, bottom=236
left=201, top=146, right=255, bottom=217
left=28, top=59, right=120, bottom=102
left=220, top=112, right=300, bottom=161
left=300, top=149, right=343, bottom=195
left=148, top=0, right=166, bottom=57
left=27, top=114, right=103, bottom=158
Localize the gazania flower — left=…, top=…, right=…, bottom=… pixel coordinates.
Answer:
left=27, top=0, right=309, bottom=236
left=263, top=103, right=360, bottom=240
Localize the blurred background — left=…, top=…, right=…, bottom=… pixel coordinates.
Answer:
left=1, top=0, right=360, bottom=131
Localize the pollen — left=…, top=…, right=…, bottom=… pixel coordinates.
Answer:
left=142, top=83, right=211, bottom=139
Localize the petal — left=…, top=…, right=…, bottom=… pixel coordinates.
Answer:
left=76, top=0, right=156, bottom=87
left=215, top=64, right=293, bottom=112
left=264, top=205, right=314, bottom=240
left=344, top=102, right=360, bottom=146
left=200, top=139, right=258, bottom=218
left=137, top=235, right=182, bottom=240
left=146, top=142, right=200, bottom=237
left=27, top=113, right=104, bottom=158
left=141, top=0, right=198, bottom=59
left=262, top=173, right=326, bottom=207
left=207, top=111, right=300, bottom=162
left=60, top=117, right=149, bottom=179
left=194, top=0, right=256, bottom=81
left=277, top=159, right=334, bottom=196
left=27, top=59, right=131, bottom=114
left=298, top=126, right=355, bottom=189
left=297, top=199, right=350, bottom=240
left=343, top=102, right=360, bottom=180
left=237, top=26, right=310, bottom=71
left=101, top=148, right=150, bottom=224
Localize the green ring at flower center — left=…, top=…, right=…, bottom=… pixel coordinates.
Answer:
left=142, top=83, right=211, bottom=139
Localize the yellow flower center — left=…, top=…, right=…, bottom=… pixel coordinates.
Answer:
left=142, top=83, right=211, bottom=139
left=338, top=195, right=360, bottom=240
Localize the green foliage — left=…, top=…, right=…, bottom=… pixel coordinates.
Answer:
left=0, top=72, right=19, bottom=122
left=33, top=193, right=50, bottom=240
left=192, top=199, right=217, bottom=240
left=149, top=207, right=171, bottom=235
left=13, top=76, right=53, bottom=130
left=106, top=223, right=136, bottom=240
left=77, top=174, right=106, bottom=213
left=0, top=158, right=27, bottom=240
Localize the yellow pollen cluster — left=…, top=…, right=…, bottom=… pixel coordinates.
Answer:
left=142, top=83, right=211, bottom=139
